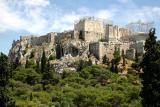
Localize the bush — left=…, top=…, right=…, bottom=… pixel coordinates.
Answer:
left=14, top=68, right=41, bottom=85
left=33, top=84, right=43, bottom=91
left=49, top=55, right=56, bottom=60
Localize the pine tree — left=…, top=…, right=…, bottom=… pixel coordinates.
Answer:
left=88, top=58, right=92, bottom=66
left=111, top=47, right=121, bottom=73
left=36, top=60, right=40, bottom=72
left=140, top=28, right=160, bottom=106
left=30, top=93, right=33, bottom=101
left=110, top=59, right=115, bottom=72
left=42, top=60, right=56, bottom=90
left=77, top=60, right=85, bottom=71
left=13, top=57, right=20, bottom=69
left=41, top=49, right=47, bottom=73
left=114, top=47, right=121, bottom=64
left=102, top=55, right=109, bottom=65
left=0, top=53, right=15, bottom=107
left=30, top=50, right=35, bottom=59
left=122, top=49, right=125, bottom=67
left=135, top=49, right=138, bottom=63
left=25, top=59, right=29, bottom=68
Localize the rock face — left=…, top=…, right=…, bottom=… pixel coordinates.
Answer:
left=9, top=17, right=149, bottom=72
left=9, top=33, right=56, bottom=65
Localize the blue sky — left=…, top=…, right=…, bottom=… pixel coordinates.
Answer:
left=0, top=0, right=160, bottom=54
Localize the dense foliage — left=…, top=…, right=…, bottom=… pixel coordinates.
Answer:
left=8, top=62, right=142, bottom=107
left=0, top=53, right=15, bottom=107
left=140, top=28, right=160, bottom=106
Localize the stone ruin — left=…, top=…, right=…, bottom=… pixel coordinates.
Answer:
left=9, top=17, right=151, bottom=72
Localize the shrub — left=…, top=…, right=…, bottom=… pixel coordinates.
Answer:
left=14, top=68, right=41, bottom=85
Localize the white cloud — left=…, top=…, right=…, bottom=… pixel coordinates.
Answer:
left=0, top=1, right=26, bottom=31
left=23, top=0, right=50, bottom=7
left=123, top=6, right=160, bottom=23
left=118, top=0, right=132, bottom=3
left=0, top=0, right=159, bottom=35
left=50, top=8, right=114, bottom=32
left=0, top=0, right=114, bottom=34
left=96, top=10, right=113, bottom=19
left=0, top=0, right=50, bottom=34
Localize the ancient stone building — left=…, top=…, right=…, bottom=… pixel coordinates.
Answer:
left=105, top=24, right=131, bottom=43
left=74, top=17, right=104, bottom=42
left=9, top=17, right=151, bottom=68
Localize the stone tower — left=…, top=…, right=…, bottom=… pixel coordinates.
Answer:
left=74, top=17, right=105, bottom=42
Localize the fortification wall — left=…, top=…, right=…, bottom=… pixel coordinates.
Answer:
left=105, top=25, right=131, bottom=42
left=74, top=17, right=105, bottom=42
left=20, top=36, right=32, bottom=41
left=84, top=31, right=104, bottom=42
left=55, top=31, right=73, bottom=44
left=89, top=41, right=134, bottom=61
left=31, top=35, right=49, bottom=46
left=84, top=20, right=104, bottom=33
left=89, top=42, right=100, bottom=59
left=47, top=32, right=57, bottom=44
left=89, top=42, right=107, bottom=60
left=105, top=25, right=114, bottom=42
left=126, top=48, right=135, bottom=59
left=73, top=30, right=80, bottom=40
left=74, top=20, right=85, bottom=31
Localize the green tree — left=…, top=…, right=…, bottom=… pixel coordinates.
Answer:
left=140, top=28, right=160, bottom=106
left=36, top=59, right=40, bottom=72
left=122, top=49, right=125, bottom=67
left=49, top=55, right=56, bottom=60
left=0, top=53, right=15, bottom=107
left=110, top=59, right=115, bottom=72
left=88, top=59, right=92, bottom=66
left=77, top=60, right=88, bottom=71
left=111, top=47, right=121, bottom=73
left=113, top=47, right=121, bottom=64
left=135, top=49, right=138, bottom=63
left=41, top=49, right=47, bottom=73
left=25, top=59, right=36, bottom=69
left=102, top=55, right=109, bottom=65
left=12, top=57, right=20, bottom=69
left=42, top=60, right=58, bottom=90
left=14, top=68, right=41, bottom=85
left=30, top=50, right=35, bottom=59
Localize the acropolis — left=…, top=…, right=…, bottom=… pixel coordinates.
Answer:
left=9, top=17, right=153, bottom=72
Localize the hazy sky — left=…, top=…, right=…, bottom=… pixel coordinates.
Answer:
left=0, top=0, right=160, bottom=54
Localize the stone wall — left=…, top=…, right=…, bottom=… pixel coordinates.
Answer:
left=84, top=31, right=104, bottom=42
left=74, top=17, right=104, bottom=33
left=31, top=35, right=49, bottom=46
left=136, top=41, right=145, bottom=54
left=30, top=32, right=57, bottom=46
left=55, top=31, right=73, bottom=44
left=74, top=17, right=105, bottom=42
left=126, top=48, right=135, bottom=59
left=47, top=32, right=57, bottom=44
left=9, top=17, right=149, bottom=67
left=89, top=41, right=134, bottom=61
left=105, top=24, right=114, bottom=42
left=73, top=30, right=80, bottom=40
left=74, top=20, right=85, bottom=32
left=89, top=42, right=100, bottom=59
left=105, top=25, right=131, bottom=42
left=89, top=42, right=106, bottom=60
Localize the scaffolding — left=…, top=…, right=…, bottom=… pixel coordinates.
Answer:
left=126, top=20, right=154, bottom=33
